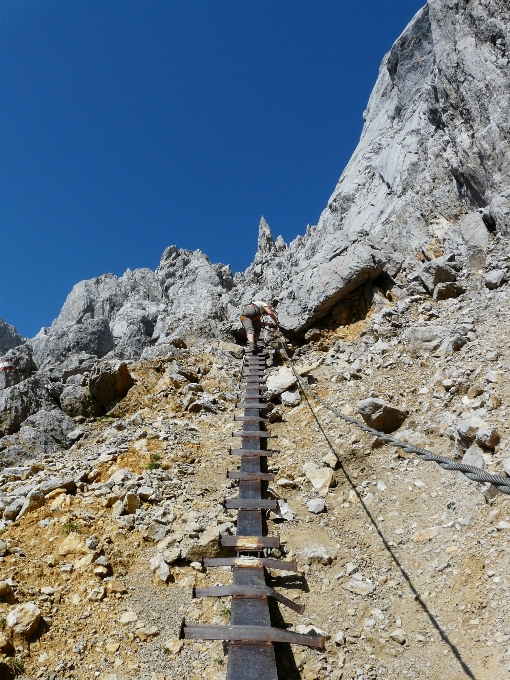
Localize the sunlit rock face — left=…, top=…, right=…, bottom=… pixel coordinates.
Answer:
left=10, top=0, right=510, bottom=359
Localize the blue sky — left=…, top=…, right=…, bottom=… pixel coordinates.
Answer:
left=0, top=0, right=425, bottom=338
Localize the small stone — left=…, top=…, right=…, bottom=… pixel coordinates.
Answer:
left=119, top=610, right=138, bottom=624
left=356, top=398, right=407, bottom=433
left=345, top=562, right=358, bottom=575
left=162, top=546, right=181, bottom=565
left=94, top=566, right=109, bottom=578
left=87, top=585, right=106, bottom=601
left=390, top=628, right=406, bottom=645
left=0, top=631, right=13, bottom=654
left=190, top=561, right=202, bottom=571
left=150, top=553, right=171, bottom=583
left=475, top=426, right=500, bottom=449
left=306, top=498, right=326, bottom=514
left=503, top=458, right=510, bottom=476
left=485, top=371, right=502, bottom=384
left=123, top=492, right=141, bottom=514
left=495, top=521, right=510, bottom=530
left=281, top=390, right=301, bottom=407
left=6, top=602, right=41, bottom=638
left=138, top=486, right=154, bottom=501
left=40, top=586, right=55, bottom=595
left=273, top=499, right=294, bottom=521
left=0, top=581, right=14, bottom=598
left=106, top=642, right=120, bottom=653
left=303, top=462, right=334, bottom=496
left=343, top=580, right=375, bottom=596
left=106, top=579, right=127, bottom=594
left=135, top=625, right=160, bottom=641
left=86, top=535, right=100, bottom=551
left=412, top=527, right=440, bottom=542
left=0, top=539, right=8, bottom=557
left=334, top=630, right=345, bottom=646
left=58, top=533, right=88, bottom=556
left=297, top=544, right=337, bottom=566
left=165, top=638, right=184, bottom=654
left=322, top=451, right=338, bottom=469
left=484, top=269, right=505, bottom=289
left=111, top=500, right=125, bottom=518
left=143, top=522, right=168, bottom=542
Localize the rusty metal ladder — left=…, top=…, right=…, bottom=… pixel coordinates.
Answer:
left=180, top=342, right=324, bottom=679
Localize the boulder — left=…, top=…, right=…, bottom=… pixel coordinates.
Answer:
left=6, top=602, right=41, bottom=638
left=484, top=269, right=505, bottom=289
left=89, top=361, right=134, bottom=410
left=356, top=398, right=407, bottom=433
left=33, top=318, right=115, bottom=369
left=433, top=282, right=465, bottom=300
left=60, top=384, right=103, bottom=418
left=266, top=367, right=297, bottom=399
left=417, top=257, right=457, bottom=295
left=16, top=425, right=60, bottom=455
left=281, top=390, right=301, bottom=407
left=475, top=426, right=500, bottom=449
left=0, top=445, right=32, bottom=468
left=458, top=213, right=489, bottom=248
left=0, top=375, right=55, bottom=436
left=405, top=325, right=446, bottom=355
left=0, top=343, right=36, bottom=390
left=23, top=409, right=76, bottom=447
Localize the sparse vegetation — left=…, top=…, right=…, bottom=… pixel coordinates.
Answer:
left=7, top=657, right=25, bottom=675
left=62, top=522, right=80, bottom=534
left=147, top=453, right=161, bottom=470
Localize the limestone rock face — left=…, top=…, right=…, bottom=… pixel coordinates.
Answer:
left=3, top=0, right=510, bottom=442
left=0, top=319, right=24, bottom=354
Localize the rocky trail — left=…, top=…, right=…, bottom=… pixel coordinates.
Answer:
left=0, top=235, right=509, bottom=679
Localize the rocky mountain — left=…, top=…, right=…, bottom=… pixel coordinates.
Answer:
left=0, top=0, right=509, bottom=676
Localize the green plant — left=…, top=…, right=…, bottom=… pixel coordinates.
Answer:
left=446, top=501, right=456, bottom=510
left=62, top=522, right=80, bottom=534
left=163, top=647, right=170, bottom=655
left=147, top=453, right=161, bottom=470
left=219, top=607, right=231, bottom=621
left=7, top=657, right=25, bottom=674
left=215, top=658, right=225, bottom=666
left=0, top=617, right=5, bottom=629
left=96, top=416, right=108, bottom=422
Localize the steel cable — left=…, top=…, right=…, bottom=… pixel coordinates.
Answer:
left=275, top=331, right=510, bottom=496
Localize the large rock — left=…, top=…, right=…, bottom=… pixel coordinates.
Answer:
left=60, top=384, right=103, bottom=418
left=89, top=361, right=134, bottom=410
left=357, top=398, right=407, bottom=433
left=0, top=376, right=55, bottom=436
left=23, top=409, right=76, bottom=448
left=16, top=425, right=60, bottom=455
left=266, top=367, right=297, bottom=399
left=32, top=318, right=115, bottom=369
left=6, top=602, right=41, bottom=638
left=0, top=343, right=36, bottom=390
left=405, top=325, right=446, bottom=354
left=414, top=256, right=457, bottom=295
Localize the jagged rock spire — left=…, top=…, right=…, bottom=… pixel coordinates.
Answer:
left=255, top=216, right=276, bottom=260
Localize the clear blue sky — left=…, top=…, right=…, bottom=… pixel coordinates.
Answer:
left=1, top=0, right=425, bottom=338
